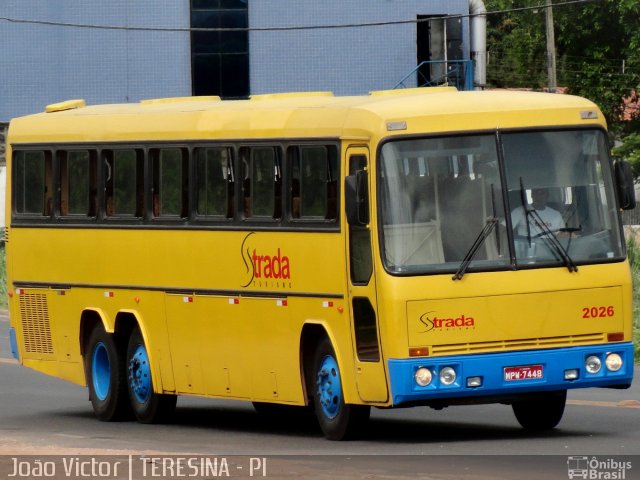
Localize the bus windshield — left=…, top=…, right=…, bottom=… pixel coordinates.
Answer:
left=379, top=129, right=624, bottom=275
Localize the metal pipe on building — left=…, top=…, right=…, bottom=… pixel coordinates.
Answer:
left=469, top=0, right=487, bottom=89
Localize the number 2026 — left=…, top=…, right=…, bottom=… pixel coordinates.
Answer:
left=582, top=306, right=614, bottom=318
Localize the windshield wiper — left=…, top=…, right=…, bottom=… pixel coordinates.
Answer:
left=527, top=209, right=578, bottom=273
left=518, top=178, right=577, bottom=273
left=519, top=178, right=532, bottom=247
left=452, top=217, right=499, bottom=280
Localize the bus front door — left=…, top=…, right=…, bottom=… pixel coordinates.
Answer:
left=346, top=147, right=389, bottom=403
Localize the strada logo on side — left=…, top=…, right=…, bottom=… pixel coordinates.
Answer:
left=251, top=248, right=290, bottom=279
left=241, top=232, right=291, bottom=287
left=419, top=311, right=475, bottom=332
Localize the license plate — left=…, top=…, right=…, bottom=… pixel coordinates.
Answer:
left=504, top=365, right=544, bottom=381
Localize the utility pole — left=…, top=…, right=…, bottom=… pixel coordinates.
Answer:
left=545, top=0, right=557, bottom=93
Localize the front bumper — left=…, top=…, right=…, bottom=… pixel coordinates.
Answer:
left=388, top=343, right=634, bottom=406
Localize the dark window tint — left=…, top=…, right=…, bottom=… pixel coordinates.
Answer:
left=191, top=0, right=249, bottom=98
left=240, top=147, right=281, bottom=219
left=195, top=146, right=234, bottom=217
left=290, top=145, right=338, bottom=220
left=59, top=150, right=97, bottom=217
left=353, top=297, right=380, bottom=362
left=104, top=149, right=144, bottom=217
left=151, top=148, right=188, bottom=218
left=14, top=150, right=52, bottom=215
left=349, top=155, right=373, bottom=284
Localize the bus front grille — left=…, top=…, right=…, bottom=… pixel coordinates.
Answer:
left=18, top=293, right=54, bottom=354
left=430, top=333, right=607, bottom=356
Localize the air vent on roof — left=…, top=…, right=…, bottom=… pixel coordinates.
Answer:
left=45, top=99, right=86, bottom=113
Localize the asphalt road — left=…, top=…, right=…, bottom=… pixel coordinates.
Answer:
left=1, top=311, right=638, bottom=479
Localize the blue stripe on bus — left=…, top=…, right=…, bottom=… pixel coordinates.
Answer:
left=388, top=343, right=634, bottom=406
left=9, top=327, right=19, bottom=361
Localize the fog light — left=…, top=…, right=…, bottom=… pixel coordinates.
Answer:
left=564, top=369, right=579, bottom=380
left=585, top=355, right=602, bottom=374
left=439, top=367, right=457, bottom=386
left=605, top=353, right=623, bottom=372
left=415, top=367, right=433, bottom=387
left=467, top=376, right=482, bottom=388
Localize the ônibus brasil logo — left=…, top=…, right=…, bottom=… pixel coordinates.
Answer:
left=241, top=232, right=291, bottom=287
left=419, top=311, right=475, bottom=332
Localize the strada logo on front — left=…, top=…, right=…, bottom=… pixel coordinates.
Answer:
left=241, top=233, right=291, bottom=288
left=419, top=311, right=475, bottom=332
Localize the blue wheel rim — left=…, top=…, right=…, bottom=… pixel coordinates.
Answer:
left=91, top=341, right=111, bottom=401
left=128, top=343, right=151, bottom=404
left=316, top=354, right=342, bottom=419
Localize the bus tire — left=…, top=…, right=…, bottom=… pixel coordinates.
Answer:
left=85, top=325, right=131, bottom=421
left=512, top=390, right=567, bottom=431
left=311, top=337, right=370, bottom=440
left=126, top=327, right=176, bottom=424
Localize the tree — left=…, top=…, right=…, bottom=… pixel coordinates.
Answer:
left=613, top=133, right=640, bottom=179
left=486, top=1, right=547, bottom=88
left=485, top=0, right=640, bottom=134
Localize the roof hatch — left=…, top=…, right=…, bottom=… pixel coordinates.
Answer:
left=45, top=99, right=86, bottom=113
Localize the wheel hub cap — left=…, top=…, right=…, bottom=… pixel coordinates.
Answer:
left=128, top=345, right=151, bottom=404
left=92, top=342, right=111, bottom=401
left=316, top=355, right=342, bottom=419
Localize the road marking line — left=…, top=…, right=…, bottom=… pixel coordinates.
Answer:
left=0, top=358, right=18, bottom=365
left=568, top=399, right=640, bottom=409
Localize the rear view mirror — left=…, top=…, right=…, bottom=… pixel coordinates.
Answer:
left=614, top=160, right=636, bottom=210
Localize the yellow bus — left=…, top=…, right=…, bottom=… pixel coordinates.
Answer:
left=6, top=88, right=636, bottom=440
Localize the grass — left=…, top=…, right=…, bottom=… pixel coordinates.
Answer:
left=0, top=244, right=6, bottom=308
left=626, top=236, right=640, bottom=364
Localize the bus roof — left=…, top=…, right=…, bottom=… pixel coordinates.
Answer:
left=8, top=88, right=605, bottom=144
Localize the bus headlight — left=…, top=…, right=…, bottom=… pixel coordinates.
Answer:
left=585, top=355, right=602, bottom=374
left=439, top=367, right=457, bottom=386
left=605, top=353, right=623, bottom=372
left=415, top=367, right=433, bottom=387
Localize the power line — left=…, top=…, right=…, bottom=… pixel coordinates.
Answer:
left=0, top=0, right=603, bottom=33
left=489, top=53, right=640, bottom=70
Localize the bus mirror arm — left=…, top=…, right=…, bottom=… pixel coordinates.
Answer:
left=614, top=160, right=636, bottom=210
left=345, top=172, right=369, bottom=226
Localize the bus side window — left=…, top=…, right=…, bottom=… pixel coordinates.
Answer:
left=289, top=145, right=338, bottom=220
left=59, top=150, right=97, bottom=218
left=151, top=148, right=189, bottom=219
left=241, top=146, right=281, bottom=220
left=104, top=149, right=144, bottom=218
left=13, top=150, right=53, bottom=217
left=289, top=147, right=301, bottom=218
left=195, top=147, right=234, bottom=218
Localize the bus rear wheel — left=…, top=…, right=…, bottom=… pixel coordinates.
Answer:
left=512, top=390, right=567, bottom=430
left=85, top=325, right=131, bottom=421
left=126, top=327, right=176, bottom=424
left=311, top=338, right=370, bottom=440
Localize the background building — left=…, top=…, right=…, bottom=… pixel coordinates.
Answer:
left=0, top=1, right=481, bottom=222
left=0, top=0, right=477, bottom=123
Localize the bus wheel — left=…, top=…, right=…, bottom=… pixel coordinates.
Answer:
left=311, top=338, right=370, bottom=440
left=512, top=390, right=567, bottom=431
left=85, top=325, right=131, bottom=421
left=126, top=327, right=176, bottom=424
